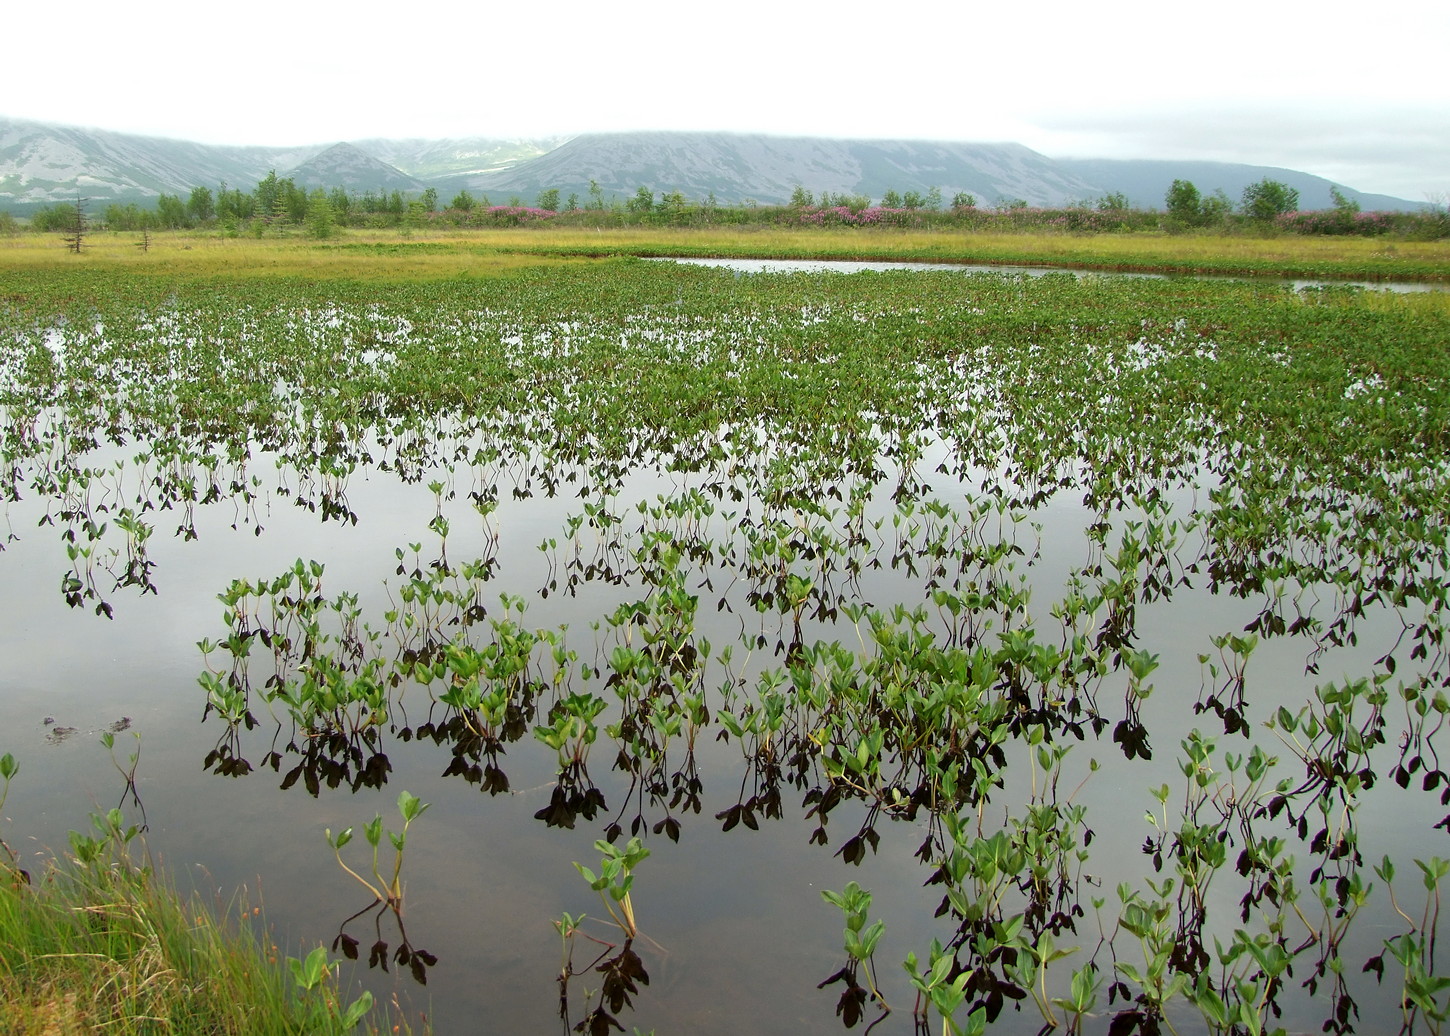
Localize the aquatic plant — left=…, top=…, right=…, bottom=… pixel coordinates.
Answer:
left=0, top=753, right=19, bottom=878
left=325, top=790, right=430, bottom=907
left=820, top=879, right=890, bottom=1020
left=2, top=253, right=1449, bottom=1030
left=573, top=836, right=649, bottom=940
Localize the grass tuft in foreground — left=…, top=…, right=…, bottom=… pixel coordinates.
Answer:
left=0, top=801, right=380, bottom=1035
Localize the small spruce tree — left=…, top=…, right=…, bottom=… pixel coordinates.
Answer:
left=62, top=197, right=87, bottom=253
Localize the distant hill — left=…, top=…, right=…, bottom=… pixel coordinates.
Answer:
left=288, top=143, right=425, bottom=194
left=0, top=117, right=556, bottom=210
left=0, top=116, right=1425, bottom=213
left=460, top=133, right=1420, bottom=211
left=438, top=132, right=1108, bottom=208
left=1053, top=158, right=1412, bottom=213
left=0, top=116, right=318, bottom=207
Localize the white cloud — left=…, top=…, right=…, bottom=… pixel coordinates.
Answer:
left=1024, top=102, right=1450, bottom=198
left=3, top=0, right=1446, bottom=198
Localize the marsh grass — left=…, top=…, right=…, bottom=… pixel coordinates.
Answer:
left=492, top=226, right=1450, bottom=280
left=0, top=852, right=383, bottom=1035
left=0, top=232, right=584, bottom=283
left=2, top=226, right=1446, bottom=283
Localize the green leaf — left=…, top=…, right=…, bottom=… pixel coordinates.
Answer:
left=398, top=789, right=428, bottom=822
left=340, top=990, right=373, bottom=1029
left=859, top=920, right=885, bottom=957
left=288, top=945, right=329, bottom=991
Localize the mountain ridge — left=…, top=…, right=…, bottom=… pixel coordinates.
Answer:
left=0, top=116, right=1424, bottom=212
left=440, top=132, right=1109, bottom=209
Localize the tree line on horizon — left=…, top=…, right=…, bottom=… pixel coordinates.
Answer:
left=7, top=173, right=1448, bottom=240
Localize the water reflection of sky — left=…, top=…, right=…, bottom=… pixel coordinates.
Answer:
left=1, top=293, right=1442, bottom=1033
left=656, top=255, right=1448, bottom=292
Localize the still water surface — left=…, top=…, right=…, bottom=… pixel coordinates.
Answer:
left=0, top=279, right=1441, bottom=1034
left=658, top=254, right=1448, bottom=292
left=0, top=443, right=1421, bottom=1034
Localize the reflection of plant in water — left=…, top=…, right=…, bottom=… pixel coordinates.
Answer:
left=603, top=695, right=702, bottom=844
left=287, top=728, right=394, bottom=794
left=202, top=720, right=256, bottom=777
left=534, top=762, right=608, bottom=830
left=9, top=265, right=1447, bottom=1033
left=559, top=937, right=650, bottom=1036
left=331, top=895, right=438, bottom=986
left=101, top=729, right=146, bottom=826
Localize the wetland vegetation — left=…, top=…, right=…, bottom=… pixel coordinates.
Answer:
left=1, top=239, right=1449, bottom=1034
left=0, top=773, right=380, bottom=1035
left=4, top=224, right=1449, bottom=284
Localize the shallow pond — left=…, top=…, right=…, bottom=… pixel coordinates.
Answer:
left=1, top=263, right=1447, bottom=1034
left=657, top=255, right=1450, bottom=292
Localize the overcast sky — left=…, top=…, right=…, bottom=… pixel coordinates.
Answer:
left=4, top=0, right=1446, bottom=201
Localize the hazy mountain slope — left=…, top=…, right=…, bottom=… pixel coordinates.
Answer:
left=0, top=117, right=555, bottom=208
left=1054, top=158, right=1421, bottom=212
left=846, top=139, right=1099, bottom=207
left=349, top=136, right=570, bottom=180
left=0, top=116, right=1425, bottom=213
left=443, top=132, right=1107, bottom=207
left=0, top=116, right=316, bottom=205
left=287, top=143, right=425, bottom=193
